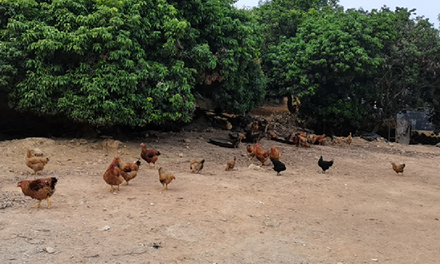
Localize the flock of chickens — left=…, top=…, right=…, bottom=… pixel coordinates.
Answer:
left=16, top=130, right=406, bottom=209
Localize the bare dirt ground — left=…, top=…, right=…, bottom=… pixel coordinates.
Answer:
left=1, top=129, right=440, bottom=264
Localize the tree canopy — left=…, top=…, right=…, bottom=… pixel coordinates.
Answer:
left=1, top=0, right=440, bottom=133
left=0, top=0, right=265, bottom=127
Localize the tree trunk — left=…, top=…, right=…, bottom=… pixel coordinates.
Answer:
left=287, top=95, right=299, bottom=114
left=395, top=118, right=411, bottom=144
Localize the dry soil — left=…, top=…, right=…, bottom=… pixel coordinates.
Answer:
left=1, top=130, right=440, bottom=264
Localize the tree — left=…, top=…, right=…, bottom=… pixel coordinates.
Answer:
left=169, top=0, right=267, bottom=114
left=371, top=8, right=440, bottom=132
left=0, top=0, right=267, bottom=127
left=265, top=8, right=384, bottom=133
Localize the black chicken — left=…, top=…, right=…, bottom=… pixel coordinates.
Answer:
left=271, top=158, right=286, bottom=176
left=318, top=156, right=333, bottom=173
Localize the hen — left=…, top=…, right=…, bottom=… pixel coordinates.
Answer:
left=246, top=145, right=257, bottom=161
left=391, top=163, right=405, bottom=175
left=316, top=134, right=326, bottom=145
left=25, top=149, right=49, bottom=175
left=17, top=177, right=58, bottom=208
left=269, top=146, right=281, bottom=161
left=318, top=156, right=334, bottom=173
left=116, top=156, right=141, bottom=185
left=158, top=167, right=175, bottom=191
left=140, top=143, right=161, bottom=169
left=255, top=144, right=270, bottom=165
left=190, top=158, right=205, bottom=173
left=103, top=157, right=124, bottom=192
left=345, top=132, right=352, bottom=145
left=225, top=157, right=236, bottom=171
left=271, top=158, right=286, bottom=176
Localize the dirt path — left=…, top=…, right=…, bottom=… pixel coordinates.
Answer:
left=1, top=131, right=440, bottom=263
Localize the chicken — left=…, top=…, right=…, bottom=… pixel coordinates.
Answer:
left=115, top=157, right=141, bottom=185
left=298, top=135, right=310, bottom=147
left=140, top=143, right=161, bottom=169
left=391, top=163, right=405, bottom=175
left=267, top=131, right=279, bottom=140
left=345, top=132, right=352, bottom=145
left=332, top=136, right=345, bottom=145
left=308, top=134, right=326, bottom=145
left=271, top=158, right=286, bottom=176
left=318, top=156, right=334, bottom=173
left=25, top=149, right=49, bottom=175
left=269, top=146, right=281, bottom=161
left=103, top=157, right=124, bottom=192
left=225, top=157, right=236, bottom=171
left=246, top=145, right=257, bottom=161
left=158, top=167, right=175, bottom=191
left=255, top=144, right=270, bottom=165
left=316, top=134, right=326, bottom=145
left=17, top=177, right=58, bottom=208
left=190, top=158, right=205, bottom=173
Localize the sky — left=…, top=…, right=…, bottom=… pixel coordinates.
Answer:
left=234, top=0, right=439, bottom=28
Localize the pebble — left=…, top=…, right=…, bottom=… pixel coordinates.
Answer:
left=101, top=226, right=110, bottom=231
left=45, top=247, right=55, bottom=254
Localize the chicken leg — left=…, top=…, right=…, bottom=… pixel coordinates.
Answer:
left=46, top=197, right=51, bottom=208
left=34, top=200, right=42, bottom=208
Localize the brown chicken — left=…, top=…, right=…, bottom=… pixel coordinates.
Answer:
left=115, top=156, right=140, bottom=185
left=255, top=144, right=270, bottom=165
left=25, top=149, right=49, bottom=175
left=298, top=135, right=310, bottom=147
left=269, top=146, right=281, bottom=161
left=246, top=145, right=257, bottom=161
left=158, top=167, right=175, bottom=191
left=190, top=158, right=205, bottom=173
left=103, top=157, right=124, bottom=192
left=316, top=134, right=326, bottom=145
left=332, top=136, right=345, bottom=144
left=345, top=132, right=352, bottom=145
left=308, top=134, right=326, bottom=145
left=140, top=143, right=161, bottom=169
left=391, top=163, right=405, bottom=175
left=225, top=157, right=236, bottom=171
left=17, top=177, right=58, bottom=208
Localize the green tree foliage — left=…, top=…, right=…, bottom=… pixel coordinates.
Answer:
left=259, top=3, right=440, bottom=134
left=255, top=0, right=339, bottom=100
left=0, top=0, right=266, bottom=127
left=264, top=8, right=384, bottom=132
left=169, top=0, right=267, bottom=114
left=1, top=0, right=196, bottom=126
left=371, top=8, right=440, bottom=132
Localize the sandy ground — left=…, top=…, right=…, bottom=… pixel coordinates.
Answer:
left=1, top=130, right=440, bottom=264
